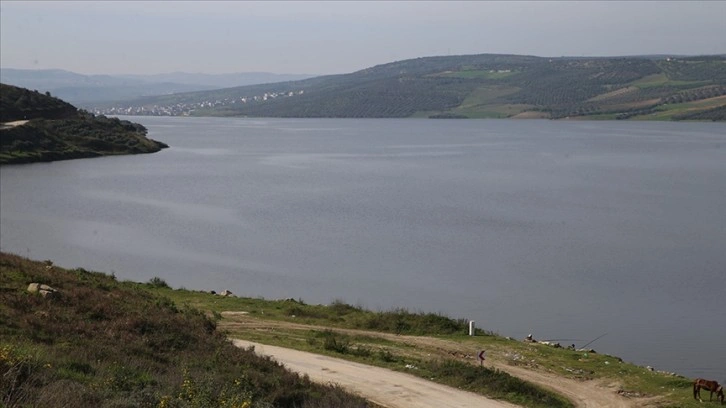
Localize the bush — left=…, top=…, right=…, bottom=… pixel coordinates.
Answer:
left=147, top=276, right=170, bottom=289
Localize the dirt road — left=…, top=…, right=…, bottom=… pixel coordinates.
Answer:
left=233, top=339, right=519, bottom=408
left=225, top=315, right=648, bottom=408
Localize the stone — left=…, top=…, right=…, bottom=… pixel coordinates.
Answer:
left=28, top=282, right=59, bottom=298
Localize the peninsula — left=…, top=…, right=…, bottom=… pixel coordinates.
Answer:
left=0, top=83, right=167, bottom=165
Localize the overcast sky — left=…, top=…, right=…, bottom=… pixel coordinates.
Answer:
left=1, top=1, right=725, bottom=76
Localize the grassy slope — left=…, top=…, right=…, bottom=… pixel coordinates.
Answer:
left=0, top=253, right=371, bottom=408
left=149, top=286, right=703, bottom=408
left=0, top=83, right=168, bottom=165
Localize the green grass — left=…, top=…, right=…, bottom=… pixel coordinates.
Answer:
left=141, top=287, right=474, bottom=337
left=492, top=341, right=695, bottom=406
left=454, top=103, right=534, bottom=118
left=458, top=85, right=521, bottom=106
left=566, top=113, right=620, bottom=120
left=440, top=85, right=527, bottom=118
left=629, top=74, right=711, bottom=90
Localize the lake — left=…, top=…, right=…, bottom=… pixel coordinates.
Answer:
left=1, top=117, right=724, bottom=380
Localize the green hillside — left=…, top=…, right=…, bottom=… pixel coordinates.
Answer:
left=0, top=84, right=168, bottom=165
left=0, top=253, right=371, bottom=408
left=97, top=54, right=726, bottom=121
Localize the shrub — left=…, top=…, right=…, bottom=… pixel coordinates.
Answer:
left=147, top=277, right=170, bottom=289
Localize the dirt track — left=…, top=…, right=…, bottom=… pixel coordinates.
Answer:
left=225, top=315, right=652, bottom=408
left=233, top=339, right=518, bottom=408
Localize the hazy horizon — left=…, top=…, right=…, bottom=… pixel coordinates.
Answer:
left=1, top=1, right=725, bottom=76
left=2, top=50, right=725, bottom=79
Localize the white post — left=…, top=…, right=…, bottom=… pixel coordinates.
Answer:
left=469, top=320, right=475, bottom=336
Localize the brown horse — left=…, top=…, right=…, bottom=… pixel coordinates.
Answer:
left=694, top=378, right=725, bottom=404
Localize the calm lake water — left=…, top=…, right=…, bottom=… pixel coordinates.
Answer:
left=1, top=117, right=724, bottom=380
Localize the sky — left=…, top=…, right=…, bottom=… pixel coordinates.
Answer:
left=1, top=1, right=725, bottom=76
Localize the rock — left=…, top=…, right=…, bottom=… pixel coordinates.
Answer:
left=28, top=283, right=59, bottom=298
left=220, top=290, right=235, bottom=297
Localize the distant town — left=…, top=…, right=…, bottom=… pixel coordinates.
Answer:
left=93, top=89, right=305, bottom=116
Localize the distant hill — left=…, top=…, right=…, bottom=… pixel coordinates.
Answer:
left=0, top=83, right=167, bottom=164
left=96, top=54, right=726, bottom=121
left=0, top=68, right=316, bottom=106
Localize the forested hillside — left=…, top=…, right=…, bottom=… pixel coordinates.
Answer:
left=0, top=84, right=77, bottom=122
left=0, top=84, right=168, bottom=164
left=96, top=54, right=726, bottom=121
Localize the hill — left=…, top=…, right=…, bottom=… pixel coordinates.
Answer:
left=0, top=84, right=168, bottom=165
left=0, top=253, right=371, bottom=408
left=0, top=68, right=317, bottom=106
left=95, top=54, right=726, bottom=121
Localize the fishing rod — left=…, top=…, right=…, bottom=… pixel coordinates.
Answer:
left=580, top=332, right=607, bottom=349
